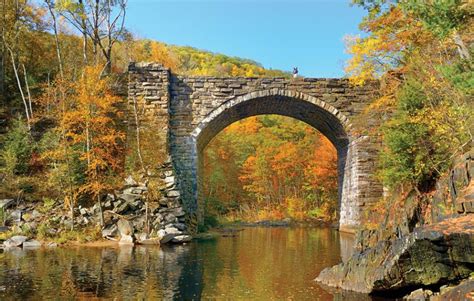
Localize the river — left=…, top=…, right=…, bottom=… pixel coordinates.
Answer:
left=0, top=227, right=381, bottom=300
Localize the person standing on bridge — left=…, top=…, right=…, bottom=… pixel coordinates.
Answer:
left=293, top=67, right=298, bottom=78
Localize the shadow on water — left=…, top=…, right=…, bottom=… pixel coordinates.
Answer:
left=0, top=227, right=382, bottom=300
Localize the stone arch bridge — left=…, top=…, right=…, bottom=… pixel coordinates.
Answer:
left=128, top=63, right=383, bottom=233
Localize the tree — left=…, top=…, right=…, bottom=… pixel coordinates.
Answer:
left=62, top=65, right=124, bottom=225
left=57, top=0, right=127, bottom=74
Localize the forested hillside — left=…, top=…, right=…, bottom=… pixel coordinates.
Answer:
left=346, top=0, right=473, bottom=234
left=202, top=116, right=338, bottom=224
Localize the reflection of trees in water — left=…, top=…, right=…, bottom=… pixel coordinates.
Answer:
left=0, top=228, right=365, bottom=300
left=0, top=245, right=204, bottom=300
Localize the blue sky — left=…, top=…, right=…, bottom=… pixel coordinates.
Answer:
left=126, top=0, right=366, bottom=78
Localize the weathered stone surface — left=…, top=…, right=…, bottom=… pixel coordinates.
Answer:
left=3, top=235, right=28, bottom=248
left=172, top=235, right=192, bottom=243
left=119, top=235, right=134, bottom=245
left=404, top=288, right=432, bottom=300
left=430, top=277, right=474, bottom=301
left=157, top=229, right=175, bottom=244
left=117, top=219, right=133, bottom=237
left=22, top=240, right=41, bottom=248
left=316, top=215, right=474, bottom=294
left=102, top=224, right=118, bottom=238
left=124, top=175, right=137, bottom=186
left=0, top=199, right=14, bottom=210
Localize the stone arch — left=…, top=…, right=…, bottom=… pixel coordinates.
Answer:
left=188, top=89, right=353, bottom=229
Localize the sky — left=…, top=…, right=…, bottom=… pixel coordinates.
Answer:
left=126, top=0, right=367, bottom=78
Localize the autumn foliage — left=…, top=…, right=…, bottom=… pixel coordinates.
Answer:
left=202, top=116, right=338, bottom=223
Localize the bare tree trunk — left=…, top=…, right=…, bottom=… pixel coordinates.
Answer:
left=78, top=0, right=88, bottom=65
left=0, top=0, right=5, bottom=99
left=21, top=64, right=32, bottom=119
left=7, top=46, right=29, bottom=128
left=86, top=118, right=91, bottom=167
left=45, top=0, right=64, bottom=78
left=98, top=193, right=104, bottom=227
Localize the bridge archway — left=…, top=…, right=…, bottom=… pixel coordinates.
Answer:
left=188, top=89, right=352, bottom=229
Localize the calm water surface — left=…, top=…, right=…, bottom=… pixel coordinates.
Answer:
left=0, top=227, right=375, bottom=300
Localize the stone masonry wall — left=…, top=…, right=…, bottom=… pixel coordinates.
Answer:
left=128, top=62, right=383, bottom=232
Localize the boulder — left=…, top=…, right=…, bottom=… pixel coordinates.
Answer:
left=173, top=207, right=185, bottom=217
left=117, top=219, right=134, bottom=237
left=22, top=240, right=42, bottom=248
left=119, top=235, right=134, bottom=245
left=102, top=224, right=118, bottom=238
left=157, top=229, right=175, bottom=244
left=164, top=226, right=181, bottom=235
left=316, top=215, right=474, bottom=294
left=124, top=175, right=137, bottom=187
left=118, top=193, right=141, bottom=203
left=172, top=235, right=192, bottom=243
left=9, top=210, right=23, bottom=222
left=166, top=190, right=180, bottom=198
left=3, top=235, right=28, bottom=248
left=0, top=199, right=14, bottom=210
left=174, top=223, right=186, bottom=231
left=114, top=202, right=130, bottom=214
left=404, top=288, right=431, bottom=300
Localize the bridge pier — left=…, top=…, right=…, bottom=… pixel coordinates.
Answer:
left=128, top=62, right=383, bottom=233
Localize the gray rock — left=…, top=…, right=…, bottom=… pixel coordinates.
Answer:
left=114, top=202, right=130, bottom=214
left=316, top=217, right=474, bottom=294
left=164, top=176, right=175, bottom=184
left=166, top=190, right=180, bottom=198
left=104, top=200, right=113, bottom=209
left=174, top=223, right=186, bottom=231
left=171, top=235, right=192, bottom=243
left=9, top=210, right=22, bottom=222
left=173, top=207, right=185, bottom=217
left=23, top=240, right=42, bottom=248
left=124, top=175, right=137, bottom=186
left=119, top=234, right=134, bottom=245
left=164, top=214, right=177, bottom=224
left=117, top=219, right=133, bottom=237
left=0, top=199, right=14, bottom=210
left=3, top=235, right=28, bottom=247
left=164, top=226, right=182, bottom=235
left=157, top=229, right=175, bottom=244
left=102, top=224, right=118, bottom=238
left=118, top=193, right=141, bottom=203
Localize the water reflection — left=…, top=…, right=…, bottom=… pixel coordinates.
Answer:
left=339, top=231, right=356, bottom=263
left=0, top=227, right=373, bottom=300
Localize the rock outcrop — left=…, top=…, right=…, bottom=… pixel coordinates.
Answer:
left=316, top=215, right=474, bottom=294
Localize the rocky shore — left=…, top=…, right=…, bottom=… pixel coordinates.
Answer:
left=316, top=215, right=474, bottom=296
left=317, top=151, right=474, bottom=299
left=1, top=160, right=193, bottom=248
